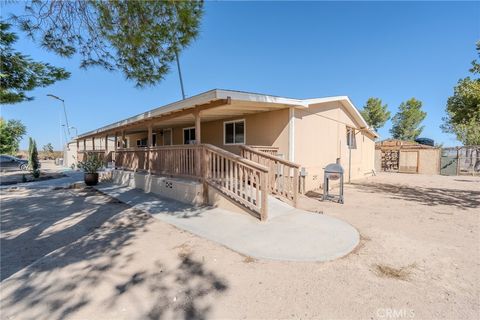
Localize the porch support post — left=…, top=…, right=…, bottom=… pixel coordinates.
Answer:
left=92, top=136, right=95, bottom=151
left=76, top=139, right=80, bottom=164
left=147, top=124, right=153, bottom=173
left=104, top=134, right=109, bottom=166
left=194, top=110, right=201, bottom=144
left=114, top=133, right=118, bottom=152
left=147, top=124, right=153, bottom=147
left=83, top=139, right=86, bottom=151
left=194, top=110, right=202, bottom=177
left=121, top=130, right=126, bottom=148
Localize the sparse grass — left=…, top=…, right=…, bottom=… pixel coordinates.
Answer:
left=174, top=242, right=192, bottom=258
left=373, top=263, right=417, bottom=281
left=243, top=256, right=256, bottom=263
left=349, top=234, right=371, bottom=256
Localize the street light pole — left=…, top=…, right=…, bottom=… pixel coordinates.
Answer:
left=47, top=94, right=71, bottom=137
left=69, top=126, right=78, bottom=137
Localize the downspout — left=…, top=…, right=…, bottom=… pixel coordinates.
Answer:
left=289, top=107, right=295, bottom=162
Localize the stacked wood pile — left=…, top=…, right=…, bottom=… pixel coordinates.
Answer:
left=381, top=150, right=399, bottom=171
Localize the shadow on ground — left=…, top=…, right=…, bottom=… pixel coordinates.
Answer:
left=0, top=187, right=227, bottom=320
left=350, top=182, right=480, bottom=210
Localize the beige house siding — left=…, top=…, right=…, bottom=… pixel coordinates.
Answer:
left=125, top=108, right=290, bottom=156
left=294, top=101, right=375, bottom=191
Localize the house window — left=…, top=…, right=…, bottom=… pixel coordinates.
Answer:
left=224, top=119, right=245, bottom=145
left=183, top=127, right=196, bottom=144
left=136, top=138, right=148, bottom=147
left=346, top=127, right=356, bottom=149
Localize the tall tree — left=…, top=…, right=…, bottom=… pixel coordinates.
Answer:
left=441, top=43, right=480, bottom=145
left=13, top=0, right=204, bottom=87
left=0, top=22, right=70, bottom=104
left=0, top=118, right=27, bottom=154
left=360, top=97, right=391, bottom=131
left=390, top=98, right=426, bottom=140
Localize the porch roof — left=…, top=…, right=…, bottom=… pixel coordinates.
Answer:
left=77, top=89, right=377, bottom=139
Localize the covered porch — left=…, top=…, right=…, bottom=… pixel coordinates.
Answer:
left=76, top=90, right=304, bottom=220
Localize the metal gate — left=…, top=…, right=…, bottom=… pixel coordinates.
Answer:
left=440, top=149, right=458, bottom=176
left=441, top=146, right=480, bottom=176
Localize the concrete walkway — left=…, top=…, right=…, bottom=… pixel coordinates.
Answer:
left=95, top=183, right=359, bottom=262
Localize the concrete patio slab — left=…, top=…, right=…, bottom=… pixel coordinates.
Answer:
left=95, top=183, right=359, bottom=262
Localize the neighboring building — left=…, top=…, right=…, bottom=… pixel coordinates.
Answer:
left=72, top=89, right=377, bottom=219
left=375, top=139, right=441, bottom=175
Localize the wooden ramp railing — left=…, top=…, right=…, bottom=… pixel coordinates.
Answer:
left=240, top=145, right=300, bottom=206
left=203, top=144, right=269, bottom=220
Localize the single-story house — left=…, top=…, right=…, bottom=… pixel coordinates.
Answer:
left=71, top=89, right=378, bottom=220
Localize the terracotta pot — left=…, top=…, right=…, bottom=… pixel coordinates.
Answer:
left=84, top=173, right=99, bottom=186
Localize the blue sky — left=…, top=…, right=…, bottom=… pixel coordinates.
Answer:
left=1, top=1, right=479, bottom=150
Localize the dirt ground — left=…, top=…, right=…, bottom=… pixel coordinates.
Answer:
left=0, top=173, right=479, bottom=319
left=0, top=160, right=66, bottom=185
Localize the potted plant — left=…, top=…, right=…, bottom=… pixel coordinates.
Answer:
left=78, top=153, right=104, bottom=186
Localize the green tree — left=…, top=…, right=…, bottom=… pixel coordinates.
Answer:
left=0, top=117, right=27, bottom=154
left=360, top=97, right=391, bottom=131
left=42, top=143, right=54, bottom=154
left=13, top=0, right=204, bottom=87
left=42, top=142, right=54, bottom=159
left=0, top=22, right=70, bottom=104
left=390, top=98, right=427, bottom=140
left=442, top=43, right=480, bottom=145
left=28, top=137, right=40, bottom=178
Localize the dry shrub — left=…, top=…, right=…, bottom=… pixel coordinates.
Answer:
left=243, top=256, right=256, bottom=263
left=373, top=263, right=416, bottom=280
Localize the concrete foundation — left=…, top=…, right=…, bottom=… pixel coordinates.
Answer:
left=101, top=170, right=253, bottom=217
left=102, top=170, right=204, bottom=206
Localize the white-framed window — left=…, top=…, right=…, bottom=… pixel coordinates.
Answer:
left=183, top=127, right=196, bottom=144
left=163, top=128, right=172, bottom=146
left=224, top=119, right=245, bottom=145
left=136, top=138, right=147, bottom=147
left=346, top=127, right=357, bottom=149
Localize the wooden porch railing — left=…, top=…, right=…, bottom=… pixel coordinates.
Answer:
left=240, top=145, right=300, bottom=206
left=114, top=148, right=149, bottom=172
left=249, top=145, right=279, bottom=156
left=149, top=145, right=201, bottom=179
left=78, top=150, right=107, bottom=163
left=203, top=144, right=269, bottom=220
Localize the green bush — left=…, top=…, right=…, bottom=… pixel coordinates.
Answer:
left=28, top=137, right=40, bottom=178
left=77, top=153, right=103, bottom=173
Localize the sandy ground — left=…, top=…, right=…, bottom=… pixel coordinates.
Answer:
left=0, top=173, right=479, bottom=319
